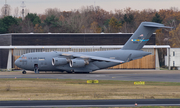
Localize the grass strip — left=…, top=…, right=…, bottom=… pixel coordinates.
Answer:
left=0, top=78, right=180, bottom=100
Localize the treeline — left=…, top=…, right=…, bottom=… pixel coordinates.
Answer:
left=1, top=6, right=180, bottom=48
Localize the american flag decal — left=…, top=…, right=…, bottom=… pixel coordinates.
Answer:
left=140, top=34, right=143, bottom=37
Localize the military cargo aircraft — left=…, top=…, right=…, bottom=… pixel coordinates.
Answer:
left=15, top=22, right=172, bottom=74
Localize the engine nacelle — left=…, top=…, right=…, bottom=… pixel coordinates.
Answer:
left=69, top=59, right=89, bottom=68
left=52, top=58, right=68, bottom=66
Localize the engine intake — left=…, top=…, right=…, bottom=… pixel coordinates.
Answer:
left=52, top=58, right=68, bottom=66
left=69, top=59, right=89, bottom=68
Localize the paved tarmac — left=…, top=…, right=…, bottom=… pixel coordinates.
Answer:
left=0, top=99, right=180, bottom=107
left=0, top=69, right=180, bottom=82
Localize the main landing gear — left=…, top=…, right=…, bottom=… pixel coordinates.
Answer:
left=22, top=70, right=26, bottom=74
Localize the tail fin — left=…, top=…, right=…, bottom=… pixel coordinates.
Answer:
left=121, top=22, right=172, bottom=50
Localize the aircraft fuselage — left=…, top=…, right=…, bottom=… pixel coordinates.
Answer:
left=15, top=50, right=150, bottom=73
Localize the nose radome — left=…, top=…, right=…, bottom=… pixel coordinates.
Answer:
left=15, top=59, right=20, bottom=67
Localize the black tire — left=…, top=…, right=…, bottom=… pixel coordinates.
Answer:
left=22, top=71, right=26, bottom=74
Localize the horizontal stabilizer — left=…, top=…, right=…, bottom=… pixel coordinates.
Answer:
left=143, top=24, right=173, bottom=28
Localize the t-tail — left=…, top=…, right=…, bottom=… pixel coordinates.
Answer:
left=121, top=22, right=172, bottom=50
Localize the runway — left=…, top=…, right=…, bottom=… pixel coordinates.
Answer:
left=0, top=99, right=180, bottom=107
left=0, top=70, right=180, bottom=82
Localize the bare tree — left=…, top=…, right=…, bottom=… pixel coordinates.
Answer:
left=45, top=8, right=61, bottom=17
left=14, top=7, right=19, bottom=17
left=19, top=19, right=34, bottom=33
left=24, top=9, right=30, bottom=16
left=1, top=4, right=11, bottom=17
left=63, top=12, right=84, bottom=33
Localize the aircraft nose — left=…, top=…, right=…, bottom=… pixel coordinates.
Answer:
left=15, top=59, right=20, bottom=67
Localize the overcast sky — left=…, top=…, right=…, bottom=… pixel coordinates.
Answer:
left=0, top=0, right=180, bottom=15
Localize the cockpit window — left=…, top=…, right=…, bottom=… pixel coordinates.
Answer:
left=19, top=55, right=24, bottom=58
left=22, top=57, right=27, bottom=59
left=19, top=55, right=27, bottom=59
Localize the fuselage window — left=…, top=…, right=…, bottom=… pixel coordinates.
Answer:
left=19, top=55, right=24, bottom=58
left=33, top=57, right=37, bottom=59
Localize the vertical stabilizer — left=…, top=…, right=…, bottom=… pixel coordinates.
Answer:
left=121, top=22, right=172, bottom=50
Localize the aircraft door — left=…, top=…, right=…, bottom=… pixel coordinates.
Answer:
left=33, top=61, right=39, bottom=69
left=34, top=64, right=39, bottom=73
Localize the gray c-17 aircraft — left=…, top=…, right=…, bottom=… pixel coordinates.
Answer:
left=15, top=22, right=172, bottom=74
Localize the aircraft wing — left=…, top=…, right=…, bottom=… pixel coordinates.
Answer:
left=61, top=53, right=124, bottom=63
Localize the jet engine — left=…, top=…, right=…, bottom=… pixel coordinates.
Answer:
left=69, top=59, right=89, bottom=68
left=52, top=58, right=68, bottom=66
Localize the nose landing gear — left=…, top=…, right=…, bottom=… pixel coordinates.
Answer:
left=22, top=70, right=26, bottom=74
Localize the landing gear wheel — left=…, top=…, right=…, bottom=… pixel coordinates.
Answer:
left=22, top=70, right=26, bottom=74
